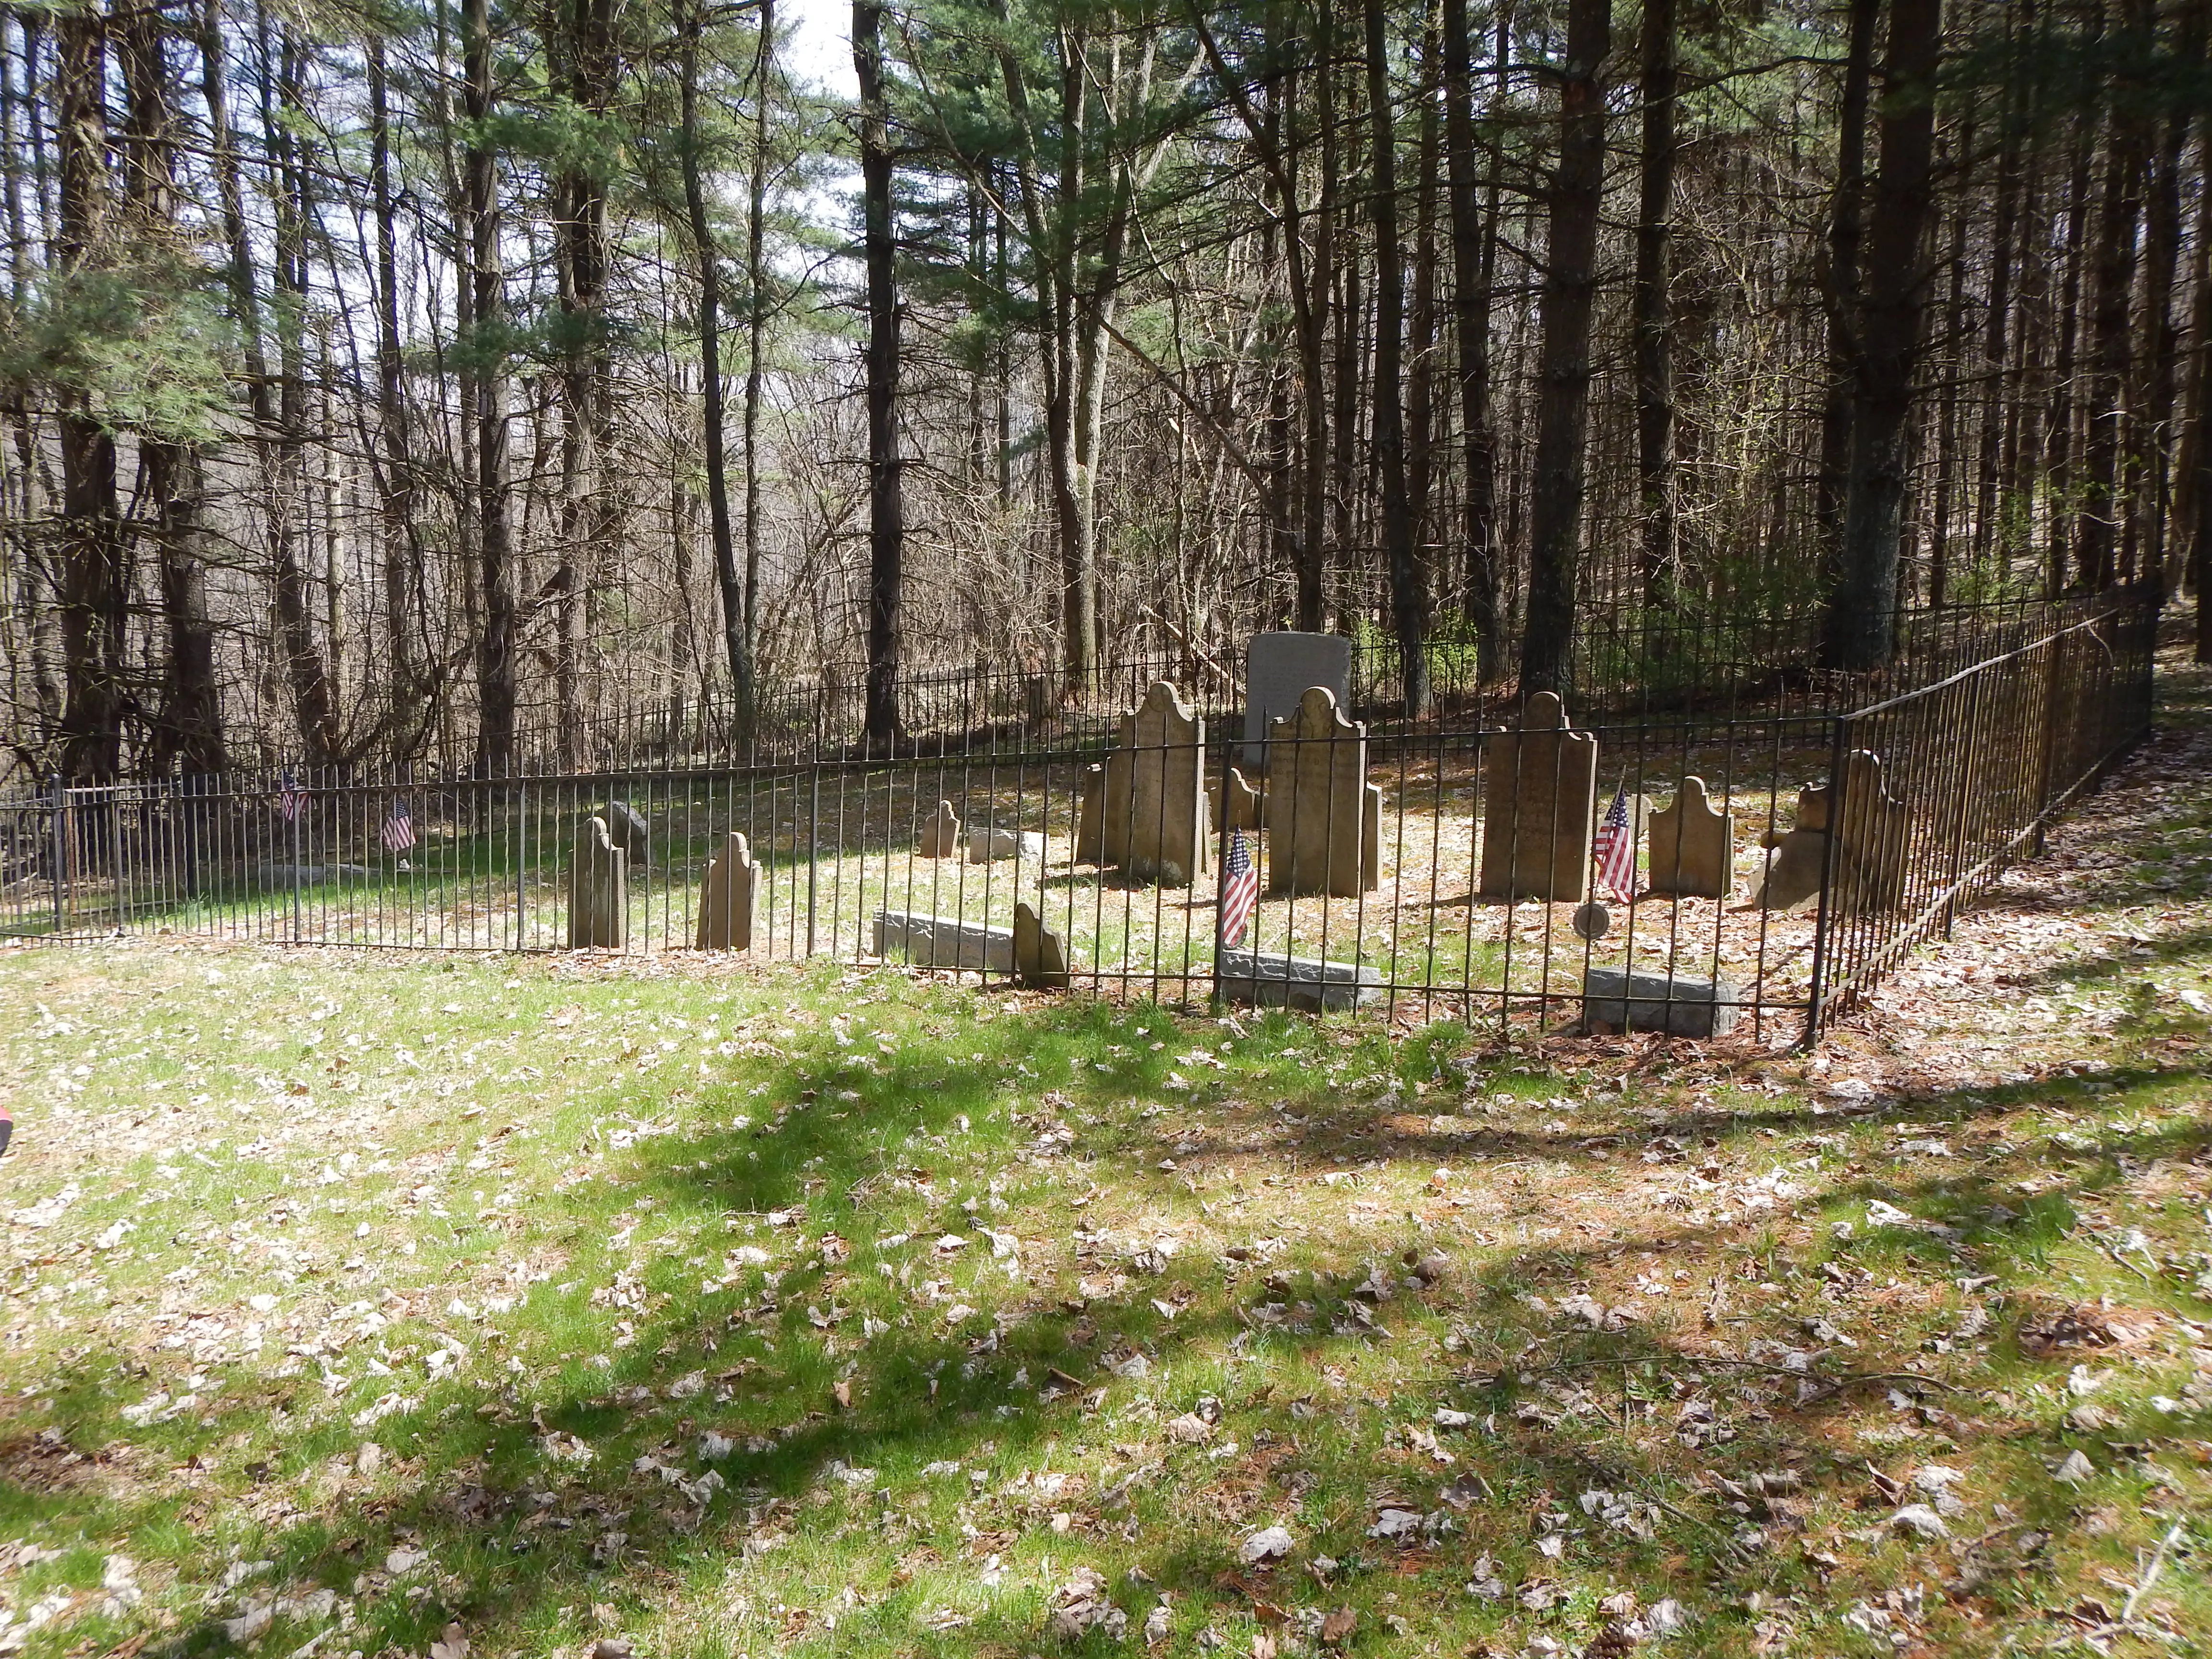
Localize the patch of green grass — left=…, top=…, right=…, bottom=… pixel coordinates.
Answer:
left=3, top=662, right=2212, bottom=1659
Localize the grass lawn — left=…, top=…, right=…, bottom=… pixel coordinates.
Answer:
left=1, top=670, right=2209, bottom=1659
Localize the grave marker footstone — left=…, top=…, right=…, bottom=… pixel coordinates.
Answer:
left=1479, top=692, right=1599, bottom=902
left=1265, top=686, right=1373, bottom=896
left=567, top=816, right=627, bottom=948
left=695, top=831, right=761, bottom=950
left=919, top=800, right=962, bottom=859
left=1244, top=632, right=1352, bottom=767
left=603, top=801, right=651, bottom=868
left=1646, top=777, right=1734, bottom=898
left=1214, top=767, right=1262, bottom=831
left=1012, top=901, right=1071, bottom=989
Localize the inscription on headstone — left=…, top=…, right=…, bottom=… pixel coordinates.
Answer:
left=567, top=816, right=628, bottom=949
left=1266, top=686, right=1375, bottom=897
left=1244, top=632, right=1353, bottom=768
left=1646, top=777, right=1734, bottom=899
left=696, top=830, right=761, bottom=951
left=1479, top=692, right=1599, bottom=902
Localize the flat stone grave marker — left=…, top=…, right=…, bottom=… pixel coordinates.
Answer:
left=1215, top=946, right=1382, bottom=1012
left=1582, top=966, right=1740, bottom=1038
left=696, top=831, right=761, bottom=950
left=1479, top=692, right=1599, bottom=902
left=872, top=909, right=1014, bottom=973
left=1244, top=632, right=1353, bottom=768
left=965, top=825, right=1045, bottom=864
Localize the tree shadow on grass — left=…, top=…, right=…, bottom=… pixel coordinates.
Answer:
left=4, top=986, right=2206, bottom=1659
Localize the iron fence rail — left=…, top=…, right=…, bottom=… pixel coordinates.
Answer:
left=0, top=595, right=2156, bottom=1042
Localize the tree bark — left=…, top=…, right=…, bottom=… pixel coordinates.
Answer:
left=1365, top=0, right=1427, bottom=716
left=53, top=2, right=126, bottom=784
left=368, top=38, right=425, bottom=755
left=743, top=1, right=774, bottom=714
left=465, top=0, right=517, bottom=769
left=1441, top=0, right=1503, bottom=681
left=1518, top=0, right=1611, bottom=697
left=1823, top=0, right=1944, bottom=671
left=1632, top=0, right=1679, bottom=608
left=855, top=0, right=902, bottom=744
left=1815, top=0, right=1881, bottom=577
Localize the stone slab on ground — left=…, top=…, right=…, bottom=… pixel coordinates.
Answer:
left=872, top=908, right=1015, bottom=972
left=1581, top=965, right=1740, bottom=1037
left=1214, top=947, right=1382, bottom=1012
left=965, top=826, right=1045, bottom=863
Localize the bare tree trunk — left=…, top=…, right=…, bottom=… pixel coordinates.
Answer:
left=1815, top=0, right=1880, bottom=577
left=368, top=39, right=425, bottom=754
left=53, top=2, right=126, bottom=783
left=1365, top=0, right=1426, bottom=716
left=855, top=0, right=902, bottom=743
left=119, top=0, right=224, bottom=776
left=1632, top=0, right=1678, bottom=607
left=1823, top=0, right=1944, bottom=671
left=465, top=0, right=517, bottom=769
left=1441, top=0, right=1502, bottom=680
left=743, top=0, right=775, bottom=714
left=1518, top=0, right=1610, bottom=697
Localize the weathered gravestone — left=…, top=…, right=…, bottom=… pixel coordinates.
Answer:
left=1012, top=901, right=1071, bottom=989
left=1750, top=750, right=1909, bottom=913
left=695, top=831, right=761, bottom=951
left=966, top=825, right=1046, bottom=864
left=567, top=816, right=628, bottom=948
left=1075, top=764, right=1107, bottom=864
left=1244, top=632, right=1353, bottom=768
left=1645, top=777, right=1734, bottom=899
left=1213, top=767, right=1262, bottom=832
left=1214, top=947, right=1383, bottom=1012
left=1479, top=692, right=1599, bottom=902
left=1100, top=682, right=1210, bottom=886
left=1582, top=966, right=1740, bottom=1038
left=919, top=800, right=962, bottom=859
left=1266, top=686, right=1376, bottom=896
left=603, top=801, right=650, bottom=869
left=872, top=909, right=1015, bottom=972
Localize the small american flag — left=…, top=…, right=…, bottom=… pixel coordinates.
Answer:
left=382, top=798, right=416, bottom=853
left=276, top=769, right=306, bottom=823
left=1592, top=783, right=1636, bottom=903
left=1218, top=827, right=1259, bottom=948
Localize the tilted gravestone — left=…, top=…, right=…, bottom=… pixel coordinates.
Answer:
left=1244, top=632, right=1353, bottom=768
left=603, top=800, right=650, bottom=869
left=1479, top=692, right=1599, bottom=902
left=1102, top=682, right=1210, bottom=887
left=872, top=909, right=1014, bottom=972
left=1751, top=749, right=1910, bottom=914
left=1075, top=764, right=1107, bottom=864
left=1012, top=901, right=1071, bottom=990
left=695, top=830, right=761, bottom=951
left=1646, top=777, right=1734, bottom=899
left=568, top=816, right=628, bottom=948
left=919, top=800, right=962, bottom=859
left=1265, top=685, right=1376, bottom=897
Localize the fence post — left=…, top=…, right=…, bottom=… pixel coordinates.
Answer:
left=49, top=774, right=66, bottom=936
left=806, top=766, right=820, bottom=959
left=1800, top=714, right=1852, bottom=1046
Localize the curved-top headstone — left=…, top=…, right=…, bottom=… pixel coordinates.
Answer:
left=1266, top=685, right=1374, bottom=897
left=1116, top=682, right=1210, bottom=887
left=1479, top=692, right=1599, bottom=902
left=696, top=830, right=760, bottom=951
left=1646, top=776, right=1734, bottom=898
left=919, top=800, right=961, bottom=859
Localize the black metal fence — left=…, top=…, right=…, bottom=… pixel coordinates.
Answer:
left=0, top=596, right=2155, bottom=1042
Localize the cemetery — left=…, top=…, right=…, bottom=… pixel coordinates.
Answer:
left=0, top=600, right=2153, bottom=1045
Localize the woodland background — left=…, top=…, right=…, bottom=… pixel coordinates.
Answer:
left=0, top=0, right=2206, bottom=781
